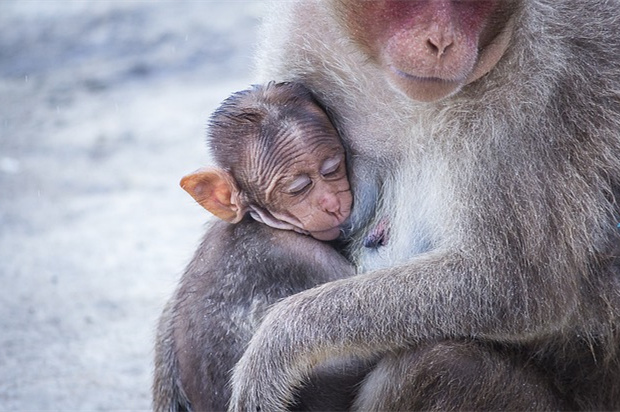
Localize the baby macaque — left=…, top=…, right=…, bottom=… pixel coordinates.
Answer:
left=181, top=82, right=352, bottom=241
left=153, top=82, right=360, bottom=411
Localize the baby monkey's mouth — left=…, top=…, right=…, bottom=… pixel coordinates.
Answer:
left=308, top=226, right=343, bottom=241
left=306, top=213, right=351, bottom=241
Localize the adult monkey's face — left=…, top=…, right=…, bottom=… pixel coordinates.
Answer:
left=337, top=0, right=518, bottom=102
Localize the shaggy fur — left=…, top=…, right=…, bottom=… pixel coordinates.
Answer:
left=154, top=0, right=620, bottom=410
left=228, top=0, right=620, bottom=410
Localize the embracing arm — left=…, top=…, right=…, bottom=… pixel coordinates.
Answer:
left=228, top=248, right=581, bottom=411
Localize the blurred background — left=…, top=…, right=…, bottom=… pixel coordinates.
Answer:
left=0, top=1, right=264, bottom=409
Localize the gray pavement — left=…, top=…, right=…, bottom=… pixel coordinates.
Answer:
left=0, top=2, right=263, bottom=409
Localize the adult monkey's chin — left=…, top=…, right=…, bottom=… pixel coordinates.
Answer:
left=387, top=68, right=466, bottom=102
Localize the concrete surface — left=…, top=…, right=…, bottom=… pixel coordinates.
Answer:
left=0, top=1, right=263, bottom=410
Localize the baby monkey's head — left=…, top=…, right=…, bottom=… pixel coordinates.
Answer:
left=181, top=82, right=352, bottom=241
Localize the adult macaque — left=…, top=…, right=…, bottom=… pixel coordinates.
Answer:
left=225, top=0, right=620, bottom=410
left=153, top=82, right=361, bottom=411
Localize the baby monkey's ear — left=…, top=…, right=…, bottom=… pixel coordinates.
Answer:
left=180, top=168, right=246, bottom=223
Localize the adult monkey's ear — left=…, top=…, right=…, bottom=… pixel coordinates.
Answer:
left=180, top=168, right=246, bottom=223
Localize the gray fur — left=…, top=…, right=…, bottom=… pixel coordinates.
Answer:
left=227, top=0, right=620, bottom=410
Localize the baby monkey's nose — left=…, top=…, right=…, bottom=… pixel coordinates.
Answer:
left=319, top=193, right=341, bottom=213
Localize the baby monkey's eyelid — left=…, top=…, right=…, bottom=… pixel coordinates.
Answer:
left=320, top=156, right=342, bottom=175
left=287, top=175, right=312, bottom=194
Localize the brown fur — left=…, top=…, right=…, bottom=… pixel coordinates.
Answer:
left=153, top=82, right=357, bottom=411
left=153, top=219, right=354, bottom=411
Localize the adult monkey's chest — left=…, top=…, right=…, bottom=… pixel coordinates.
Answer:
left=354, top=153, right=457, bottom=273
